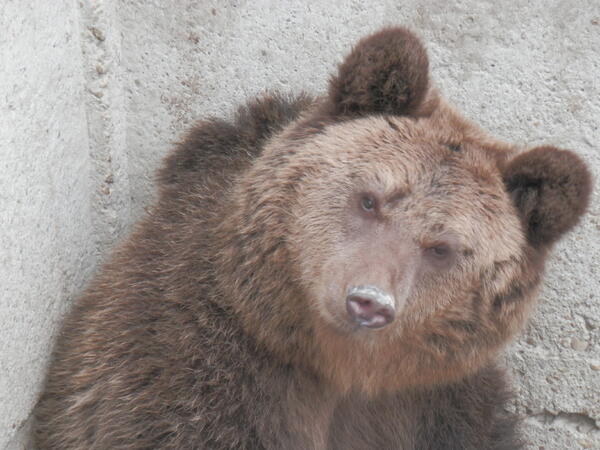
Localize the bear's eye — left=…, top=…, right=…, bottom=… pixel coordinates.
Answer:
left=423, top=243, right=455, bottom=267
left=446, top=143, right=461, bottom=152
left=360, top=195, right=376, bottom=212
left=428, top=244, right=450, bottom=258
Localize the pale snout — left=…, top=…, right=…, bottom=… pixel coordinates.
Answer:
left=346, top=285, right=395, bottom=329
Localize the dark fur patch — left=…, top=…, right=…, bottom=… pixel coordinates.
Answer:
left=158, top=92, right=313, bottom=188
left=492, top=281, right=528, bottom=311
left=504, top=146, right=592, bottom=247
left=328, top=365, right=522, bottom=450
left=447, top=318, right=478, bottom=334
left=286, top=28, right=431, bottom=142
left=328, top=27, right=430, bottom=118
left=414, top=365, right=523, bottom=450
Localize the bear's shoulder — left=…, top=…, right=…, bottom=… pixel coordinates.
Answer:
left=157, top=93, right=313, bottom=192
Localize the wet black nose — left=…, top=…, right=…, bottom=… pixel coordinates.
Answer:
left=346, top=286, right=395, bottom=329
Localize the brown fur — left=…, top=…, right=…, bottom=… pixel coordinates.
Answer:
left=34, top=27, right=591, bottom=449
left=328, top=365, right=521, bottom=450
left=328, top=27, right=430, bottom=117
left=504, top=145, right=592, bottom=247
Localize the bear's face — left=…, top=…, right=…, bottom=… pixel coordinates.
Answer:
left=289, top=115, right=524, bottom=335
left=220, top=28, right=591, bottom=394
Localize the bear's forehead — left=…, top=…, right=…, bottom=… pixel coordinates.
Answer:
left=302, top=115, right=505, bottom=184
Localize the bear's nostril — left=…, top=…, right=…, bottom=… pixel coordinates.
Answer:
left=346, top=294, right=395, bottom=329
left=356, top=297, right=372, bottom=307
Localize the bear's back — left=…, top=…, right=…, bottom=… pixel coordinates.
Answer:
left=33, top=93, right=314, bottom=450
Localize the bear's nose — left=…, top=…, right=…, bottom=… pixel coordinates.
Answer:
left=346, top=285, right=395, bottom=329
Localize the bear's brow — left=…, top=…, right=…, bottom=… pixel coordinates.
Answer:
left=385, top=187, right=411, bottom=205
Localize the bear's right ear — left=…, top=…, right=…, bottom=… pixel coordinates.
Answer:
left=327, top=27, right=430, bottom=118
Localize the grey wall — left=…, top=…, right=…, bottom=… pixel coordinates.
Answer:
left=1, top=1, right=598, bottom=448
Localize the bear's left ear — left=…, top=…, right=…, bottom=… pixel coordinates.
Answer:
left=327, top=27, right=430, bottom=118
left=503, top=146, right=592, bottom=248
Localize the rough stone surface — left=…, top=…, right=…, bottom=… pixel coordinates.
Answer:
left=0, top=1, right=132, bottom=449
left=0, top=2, right=94, bottom=448
left=1, top=1, right=598, bottom=448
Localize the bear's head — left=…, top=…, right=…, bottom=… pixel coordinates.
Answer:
left=215, top=28, right=591, bottom=394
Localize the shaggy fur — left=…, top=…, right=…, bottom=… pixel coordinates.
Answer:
left=328, top=27, right=430, bottom=117
left=34, top=27, right=591, bottom=449
left=504, top=145, right=592, bottom=247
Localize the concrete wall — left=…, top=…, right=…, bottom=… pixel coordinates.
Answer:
left=1, top=1, right=598, bottom=448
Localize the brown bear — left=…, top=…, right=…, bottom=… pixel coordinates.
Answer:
left=33, top=27, right=591, bottom=449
